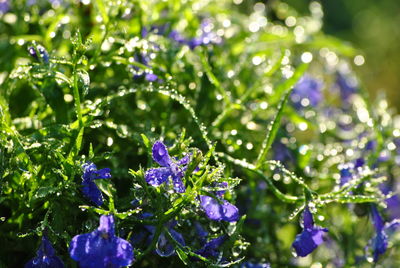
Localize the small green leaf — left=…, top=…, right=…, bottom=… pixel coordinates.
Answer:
left=77, top=69, right=90, bottom=96
left=141, top=133, right=151, bottom=149
left=34, top=186, right=58, bottom=199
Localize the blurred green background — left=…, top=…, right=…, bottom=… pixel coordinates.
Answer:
left=283, top=0, right=400, bottom=108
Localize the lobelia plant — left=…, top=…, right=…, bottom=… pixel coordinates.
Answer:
left=2, top=0, right=400, bottom=267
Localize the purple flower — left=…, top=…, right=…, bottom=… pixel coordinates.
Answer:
left=339, top=166, right=352, bottom=186
left=145, top=141, right=191, bottom=193
left=145, top=73, right=158, bottom=82
left=379, top=184, right=400, bottom=220
left=169, top=30, right=186, bottom=44
left=81, top=162, right=111, bottom=206
left=336, top=72, right=358, bottom=102
left=291, top=75, right=323, bottom=109
left=215, top=182, right=228, bottom=198
left=292, top=207, right=328, bottom=257
left=131, top=213, right=185, bottom=257
left=142, top=25, right=169, bottom=37
left=25, top=236, right=64, bottom=268
left=195, top=235, right=227, bottom=258
left=200, top=195, right=239, bottom=222
left=368, top=206, right=400, bottom=262
left=28, top=45, right=49, bottom=63
left=370, top=206, right=388, bottom=262
left=156, top=227, right=186, bottom=257
left=272, top=140, right=294, bottom=164
left=0, top=0, right=9, bottom=14
left=69, top=215, right=134, bottom=268
left=169, top=19, right=222, bottom=50
left=194, top=222, right=209, bottom=245
left=240, top=262, right=271, bottom=268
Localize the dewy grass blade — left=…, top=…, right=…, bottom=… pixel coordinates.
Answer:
left=255, top=63, right=308, bottom=168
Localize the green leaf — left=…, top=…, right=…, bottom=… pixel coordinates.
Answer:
left=176, top=247, right=190, bottom=265
left=141, top=133, right=151, bottom=149
left=77, top=69, right=90, bottom=96
left=34, top=186, right=58, bottom=199
left=255, top=64, right=308, bottom=168
left=94, top=0, right=109, bottom=25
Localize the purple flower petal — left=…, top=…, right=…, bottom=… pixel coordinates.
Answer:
left=172, top=174, right=186, bottom=193
left=152, top=141, right=172, bottom=167
left=292, top=227, right=328, bottom=257
left=69, top=215, right=134, bottom=268
left=292, top=208, right=328, bottom=257
left=240, top=262, right=271, bottom=268
left=196, top=235, right=226, bottom=258
left=82, top=181, right=104, bottom=206
left=291, top=75, right=323, bottom=109
left=200, top=195, right=239, bottom=222
left=145, top=167, right=172, bottom=187
left=176, top=154, right=190, bottom=166
left=302, top=207, right=314, bottom=229
left=215, top=182, right=228, bottom=198
left=371, top=205, right=384, bottom=232
left=145, top=73, right=158, bottom=82
left=25, top=236, right=64, bottom=268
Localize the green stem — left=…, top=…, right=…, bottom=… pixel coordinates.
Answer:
left=218, top=152, right=302, bottom=203
left=72, top=61, right=83, bottom=126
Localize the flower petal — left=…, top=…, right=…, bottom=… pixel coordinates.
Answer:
left=69, top=216, right=134, bottom=268
left=109, top=237, right=134, bottom=267
left=292, top=227, right=327, bottom=257
left=82, top=181, right=103, bottom=206
left=172, top=174, right=186, bottom=193
left=152, top=141, right=172, bottom=167
left=98, top=215, right=115, bottom=236
left=25, top=236, right=64, bottom=268
left=145, top=167, right=172, bottom=187
left=200, top=195, right=239, bottom=222
left=372, top=231, right=388, bottom=262
left=196, top=235, right=226, bottom=258
left=94, top=168, right=111, bottom=180
left=302, top=207, right=314, bottom=229
left=371, top=206, right=384, bottom=232
left=176, top=154, right=190, bottom=166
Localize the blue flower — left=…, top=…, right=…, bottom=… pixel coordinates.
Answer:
left=196, top=235, right=227, bottom=258
left=28, top=44, right=49, bottom=63
left=272, top=140, right=294, bottom=165
left=200, top=195, right=239, bottom=222
left=292, top=206, right=328, bottom=257
left=156, top=227, right=186, bottom=257
left=131, top=52, right=160, bottom=82
left=368, top=205, right=400, bottom=262
left=291, top=75, right=323, bottom=110
left=145, top=141, right=191, bottom=193
left=0, top=0, right=9, bottom=14
left=336, top=72, right=358, bottom=103
left=240, top=262, right=271, bottom=268
left=339, top=166, right=352, bottom=186
left=81, top=162, right=111, bottom=206
left=69, top=215, right=134, bottom=268
left=25, top=236, right=64, bottom=268
left=131, top=213, right=185, bottom=257
left=169, top=19, right=222, bottom=50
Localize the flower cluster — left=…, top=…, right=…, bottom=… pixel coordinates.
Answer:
left=145, top=140, right=190, bottom=193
